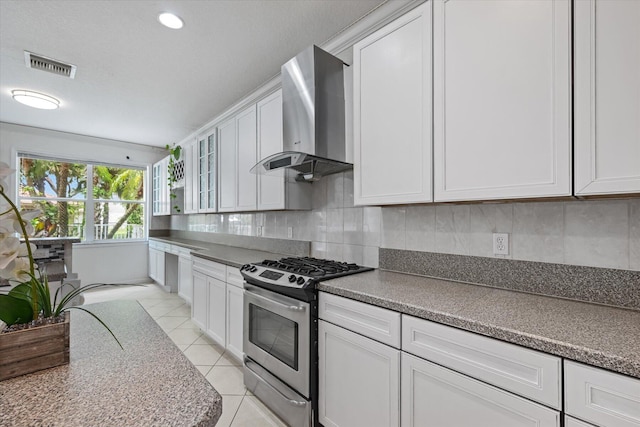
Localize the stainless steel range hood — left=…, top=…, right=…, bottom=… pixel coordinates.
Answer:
left=251, top=45, right=350, bottom=182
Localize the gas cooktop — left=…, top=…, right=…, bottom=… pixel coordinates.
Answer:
left=240, top=257, right=373, bottom=301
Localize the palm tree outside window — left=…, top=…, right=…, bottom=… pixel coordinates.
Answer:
left=17, top=155, right=146, bottom=241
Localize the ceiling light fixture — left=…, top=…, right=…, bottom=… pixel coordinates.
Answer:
left=158, top=12, right=184, bottom=29
left=11, top=90, right=60, bottom=110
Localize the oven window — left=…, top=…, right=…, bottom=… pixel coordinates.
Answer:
left=249, top=304, right=298, bottom=370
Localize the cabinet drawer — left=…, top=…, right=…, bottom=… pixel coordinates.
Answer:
left=149, top=240, right=168, bottom=251
left=319, top=292, right=400, bottom=348
left=192, top=257, right=226, bottom=281
left=565, top=361, right=640, bottom=427
left=226, top=267, right=243, bottom=288
left=402, top=315, right=561, bottom=409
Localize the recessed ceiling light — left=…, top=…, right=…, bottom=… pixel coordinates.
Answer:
left=158, top=12, right=184, bottom=29
left=11, top=90, right=60, bottom=110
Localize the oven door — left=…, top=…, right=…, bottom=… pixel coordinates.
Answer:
left=243, top=284, right=310, bottom=398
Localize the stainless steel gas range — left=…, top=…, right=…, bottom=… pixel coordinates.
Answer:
left=240, top=257, right=372, bottom=427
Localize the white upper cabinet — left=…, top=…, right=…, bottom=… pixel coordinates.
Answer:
left=236, top=105, right=257, bottom=211
left=257, top=90, right=285, bottom=210
left=574, top=0, right=640, bottom=196
left=182, top=139, right=199, bottom=214
left=433, top=0, right=572, bottom=202
left=196, top=131, right=217, bottom=213
left=218, top=117, right=238, bottom=212
left=152, top=157, right=170, bottom=216
left=354, top=2, right=432, bottom=205
left=218, top=105, right=257, bottom=212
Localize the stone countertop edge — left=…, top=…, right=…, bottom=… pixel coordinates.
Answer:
left=149, top=236, right=291, bottom=268
left=0, top=300, right=222, bottom=427
left=318, top=270, right=640, bottom=379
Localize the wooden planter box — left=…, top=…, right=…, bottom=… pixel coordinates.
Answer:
left=0, top=311, right=70, bottom=381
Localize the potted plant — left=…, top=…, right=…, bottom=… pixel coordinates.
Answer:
left=166, top=144, right=182, bottom=213
left=0, top=161, right=123, bottom=380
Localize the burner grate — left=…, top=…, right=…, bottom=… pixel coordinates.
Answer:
left=261, top=257, right=364, bottom=278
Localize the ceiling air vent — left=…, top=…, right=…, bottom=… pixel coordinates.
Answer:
left=24, top=51, right=76, bottom=79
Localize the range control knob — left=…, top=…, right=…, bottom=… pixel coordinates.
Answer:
left=296, top=276, right=305, bottom=285
left=250, top=266, right=258, bottom=272
left=288, top=274, right=297, bottom=283
left=241, top=264, right=251, bottom=271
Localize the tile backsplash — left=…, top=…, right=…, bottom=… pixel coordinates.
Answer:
left=168, top=171, right=640, bottom=271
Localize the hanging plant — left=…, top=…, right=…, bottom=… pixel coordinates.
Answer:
left=165, top=144, right=182, bottom=213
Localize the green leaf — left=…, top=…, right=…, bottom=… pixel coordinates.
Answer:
left=173, top=146, right=181, bottom=160
left=0, top=294, right=34, bottom=326
left=8, top=283, right=34, bottom=304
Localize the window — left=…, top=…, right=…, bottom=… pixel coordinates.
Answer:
left=18, top=156, right=146, bottom=242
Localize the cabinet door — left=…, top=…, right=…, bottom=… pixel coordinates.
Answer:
left=218, top=117, right=237, bottom=212
left=178, top=255, right=192, bottom=305
left=354, top=2, right=432, bottom=205
left=191, top=270, right=208, bottom=330
left=225, top=283, right=244, bottom=361
left=574, top=0, right=640, bottom=195
left=207, top=277, right=226, bottom=346
left=183, top=140, right=200, bottom=214
left=433, top=0, right=571, bottom=202
left=152, top=160, right=169, bottom=216
left=159, top=157, right=170, bottom=215
left=319, top=320, right=400, bottom=427
left=257, top=90, right=285, bottom=210
left=236, top=105, right=257, bottom=211
left=148, top=247, right=157, bottom=281
left=196, top=132, right=217, bottom=213
left=155, top=248, right=165, bottom=286
left=401, top=352, right=560, bottom=427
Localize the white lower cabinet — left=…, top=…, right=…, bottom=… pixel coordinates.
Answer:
left=177, top=253, right=192, bottom=305
left=401, top=352, right=560, bottom=427
left=191, top=257, right=245, bottom=360
left=191, top=270, right=208, bottom=330
left=148, top=246, right=165, bottom=286
left=225, top=282, right=244, bottom=361
left=318, top=319, right=400, bottom=427
left=207, top=277, right=226, bottom=346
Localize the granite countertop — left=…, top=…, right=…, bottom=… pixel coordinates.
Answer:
left=318, top=270, right=640, bottom=379
left=149, top=236, right=289, bottom=268
left=0, top=300, right=222, bottom=427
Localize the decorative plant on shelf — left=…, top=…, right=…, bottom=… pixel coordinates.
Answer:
left=0, top=161, right=122, bottom=348
left=165, top=144, right=182, bottom=213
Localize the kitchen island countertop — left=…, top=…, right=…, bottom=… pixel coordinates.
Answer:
left=0, top=300, right=222, bottom=426
left=319, top=269, right=640, bottom=379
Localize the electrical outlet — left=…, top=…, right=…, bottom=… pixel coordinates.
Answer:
left=287, top=227, right=293, bottom=239
left=493, top=233, right=509, bottom=256
left=256, top=226, right=262, bottom=236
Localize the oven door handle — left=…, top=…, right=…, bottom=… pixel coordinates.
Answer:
left=245, top=286, right=306, bottom=312
left=244, top=356, right=308, bottom=407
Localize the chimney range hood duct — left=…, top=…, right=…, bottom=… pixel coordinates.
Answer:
left=251, top=45, right=351, bottom=182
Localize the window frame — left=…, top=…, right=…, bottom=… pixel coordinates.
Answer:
left=17, top=154, right=149, bottom=244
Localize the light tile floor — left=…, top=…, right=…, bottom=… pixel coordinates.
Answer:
left=83, top=284, right=287, bottom=427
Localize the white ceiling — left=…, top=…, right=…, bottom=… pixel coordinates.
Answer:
left=0, top=0, right=386, bottom=147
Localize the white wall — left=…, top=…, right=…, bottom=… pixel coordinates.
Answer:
left=1, top=122, right=165, bottom=284
left=0, top=122, right=166, bottom=199
left=73, top=242, right=150, bottom=285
